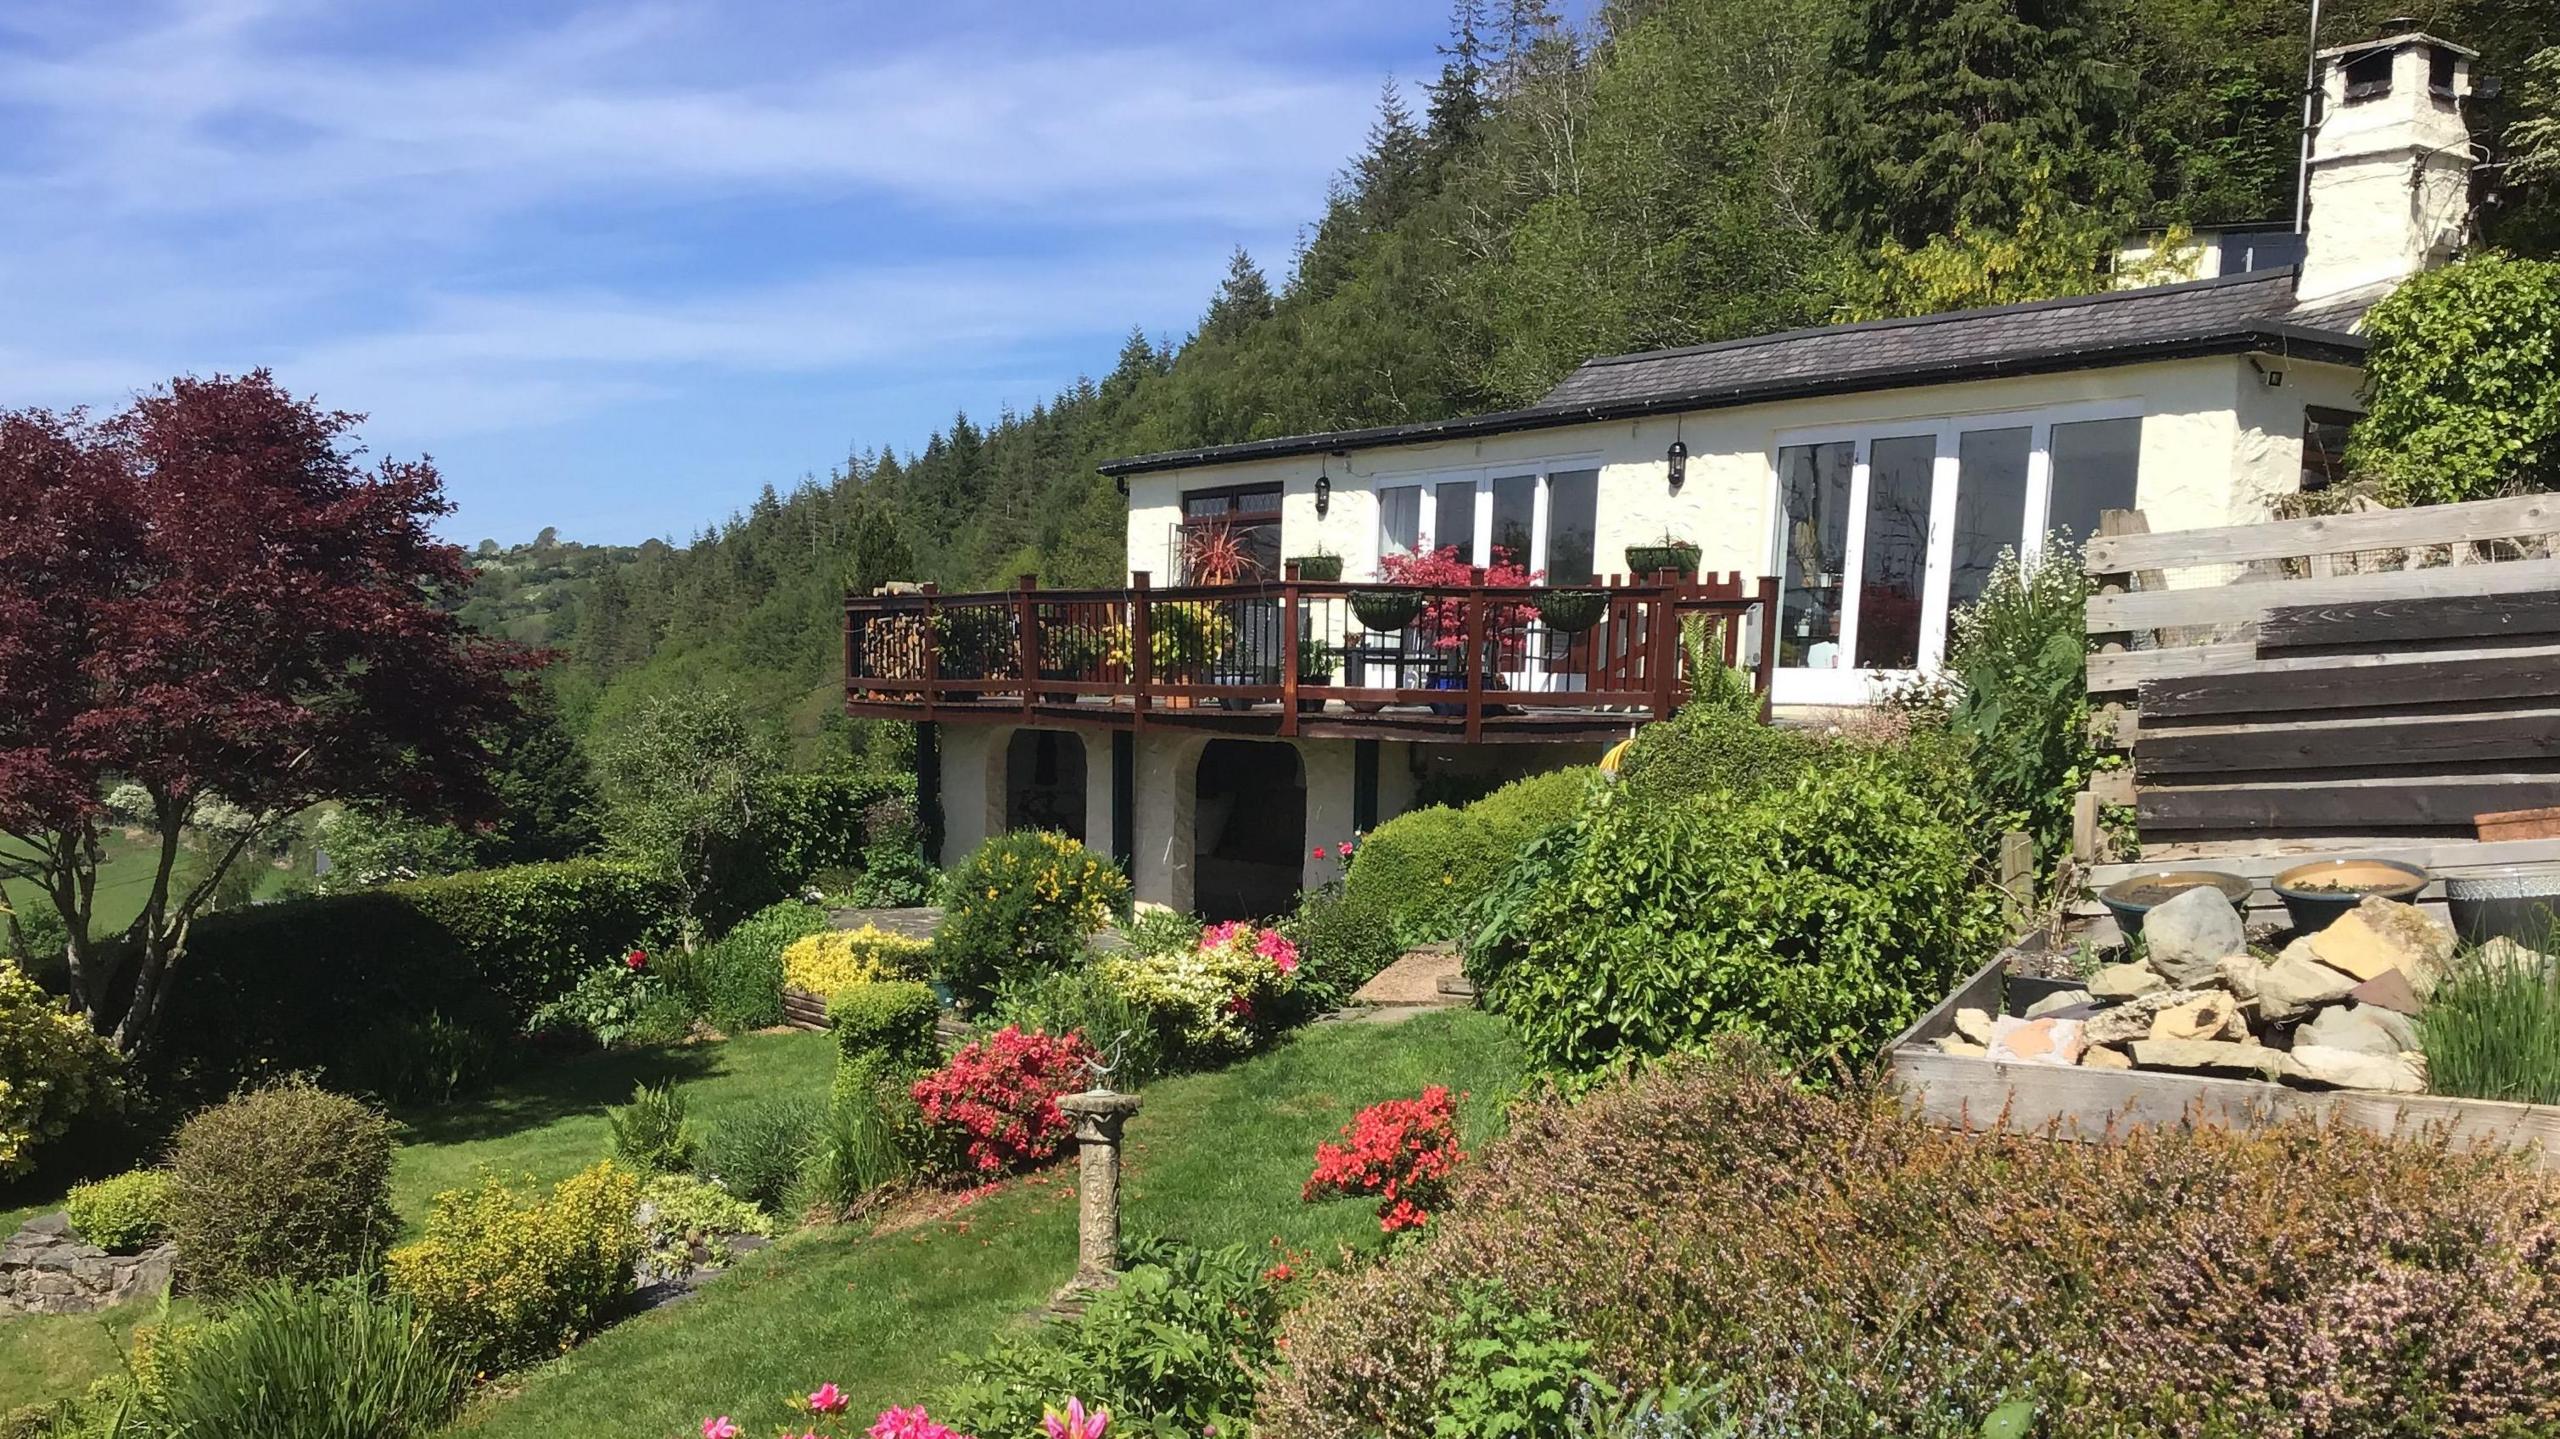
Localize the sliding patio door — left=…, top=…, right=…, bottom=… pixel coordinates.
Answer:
left=1769, top=407, right=2141, bottom=706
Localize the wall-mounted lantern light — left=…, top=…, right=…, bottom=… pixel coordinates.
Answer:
left=1315, top=458, right=1333, bottom=516
left=1666, top=439, right=1688, bottom=491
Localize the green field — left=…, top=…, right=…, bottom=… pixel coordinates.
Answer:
left=3, top=830, right=297, bottom=951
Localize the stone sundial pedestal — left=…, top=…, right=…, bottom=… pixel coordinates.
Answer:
left=1055, top=1088, right=1142, bottom=1301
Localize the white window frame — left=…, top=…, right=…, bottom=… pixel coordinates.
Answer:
left=1764, top=400, right=2143, bottom=707
left=1369, top=453, right=1605, bottom=580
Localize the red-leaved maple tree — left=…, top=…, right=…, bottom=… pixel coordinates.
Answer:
left=0, top=373, right=532, bottom=1052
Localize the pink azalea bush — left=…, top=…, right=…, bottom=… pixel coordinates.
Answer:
left=1101, top=920, right=1301, bottom=1061
left=701, top=1392, right=1109, bottom=1439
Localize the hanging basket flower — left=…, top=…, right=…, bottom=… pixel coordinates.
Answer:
left=1534, top=589, right=1607, bottom=634
left=1350, top=589, right=1427, bottom=632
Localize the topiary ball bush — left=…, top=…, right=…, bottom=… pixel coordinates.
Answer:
left=934, top=831, right=1130, bottom=1002
left=829, top=981, right=940, bottom=1080
left=1344, top=767, right=1596, bottom=946
left=64, top=1169, right=175, bottom=1252
left=1614, top=701, right=1826, bottom=805
left=1284, top=884, right=1405, bottom=1013
left=167, top=1076, right=399, bottom=1302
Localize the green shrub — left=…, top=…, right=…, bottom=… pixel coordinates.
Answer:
left=0, top=957, right=122, bottom=1180
left=702, top=1095, right=823, bottom=1211
left=1119, top=907, right=1205, bottom=959
left=782, top=925, right=932, bottom=998
left=937, top=1237, right=1282, bottom=1438
left=119, top=1277, right=465, bottom=1439
left=1939, top=540, right=2092, bottom=873
left=1430, top=1285, right=1602, bottom=1439
left=1470, top=747, right=1999, bottom=1072
left=635, top=1173, right=773, bottom=1271
left=1286, top=883, right=1407, bottom=1013
left=696, top=900, right=831, bottom=1034
left=605, top=1081, right=697, bottom=1174
left=386, top=1161, right=643, bottom=1373
left=2347, top=251, right=2560, bottom=505
left=934, top=831, right=1129, bottom=1001
left=167, top=1077, right=399, bottom=1302
left=986, top=965, right=1167, bottom=1086
left=796, top=1089, right=912, bottom=1217
left=828, top=980, right=941, bottom=1084
left=1346, top=769, right=1596, bottom=945
left=1263, top=1042, right=2560, bottom=1439
left=701, top=772, right=912, bottom=930
left=528, top=962, right=693, bottom=1049
left=2422, top=938, right=2560, bottom=1104
left=65, top=1169, right=174, bottom=1251
left=1614, top=701, right=1824, bottom=805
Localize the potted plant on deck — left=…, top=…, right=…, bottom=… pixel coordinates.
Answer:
left=1288, top=550, right=1345, bottom=582
left=1295, top=639, right=1339, bottom=714
left=1371, top=544, right=1541, bottom=716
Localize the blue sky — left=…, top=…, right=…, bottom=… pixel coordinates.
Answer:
left=0, top=1, right=1472, bottom=545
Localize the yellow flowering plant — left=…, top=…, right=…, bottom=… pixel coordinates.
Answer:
left=936, top=831, right=1130, bottom=1001
left=0, top=957, right=121, bottom=1179
left=782, top=925, right=933, bottom=999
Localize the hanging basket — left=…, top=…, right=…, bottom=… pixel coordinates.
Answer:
left=1350, top=589, right=1427, bottom=632
left=1624, top=543, right=1701, bottom=579
left=1288, top=554, right=1345, bottom=582
left=1534, top=589, right=1607, bottom=634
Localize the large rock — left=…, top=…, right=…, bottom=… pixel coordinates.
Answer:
left=2082, top=1045, right=2134, bottom=1070
left=2285, top=1044, right=2427, bottom=1093
left=2141, top=885, right=2247, bottom=986
left=2219, top=952, right=2359, bottom=1023
left=2148, top=992, right=2249, bottom=1043
left=2477, top=936, right=2556, bottom=977
left=2308, top=897, right=2454, bottom=996
left=1952, top=1008, right=1995, bottom=1046
left=1989, top=1015, right=2087, bottom=1067
left=2297, top=1003, right=2418, bottom=1057
left=2347, top=968, right=2424, bottom=1016
left=2023, top=989, right=2095, bottom=1020
left=2084, top=989, right=2208, bottom=1047
left=2088, top=961, right=2166, bottom=1001
left=2126, top=1038, right=2287, bottom=1081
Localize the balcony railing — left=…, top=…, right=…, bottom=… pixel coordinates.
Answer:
left=844, top=569, right=1777, bottom=740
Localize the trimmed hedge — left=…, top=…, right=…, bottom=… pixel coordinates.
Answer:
left=167, top=1077, right=399, bottom=1303
left=829, top=980, right=940, bottom=1106
left=149, top=774, right=901, bottom=1101
left=1344, top=768, right=1596, bottom=945
left=1614, top=701, right=1826, bottom=805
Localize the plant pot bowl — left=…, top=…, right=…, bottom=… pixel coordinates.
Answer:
left=1296, top=697, right=1327, bottom=715
left=2445, top=863, right=2560, bottom=946
left=1288, top=554, right=1345, bottom=582
left=1624, top=543, right=1701, bottom=579
left=2271, top=858, right=2429, bottom=934
left=1350, top=590, right=1426, bottom=632
left=2097, top=869, right=2253, bottom=938
left=1535, top=589, right=1607, bottom=634
left=1425, top=674, right=1468, bottom=717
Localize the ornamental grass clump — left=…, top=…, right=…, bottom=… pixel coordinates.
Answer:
left=911, top=1025, right=1094, bottom=1175
left=1260, top=1040, right=2560, bottom=1439
left=2420, top=934, right=2560, bottom=1104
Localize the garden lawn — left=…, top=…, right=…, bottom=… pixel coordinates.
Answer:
left=447, top=1010, right=1524, bottom=1439
left=0, top=1028, right=839, bottom=1419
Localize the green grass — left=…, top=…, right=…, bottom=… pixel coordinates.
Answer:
left=446, top=1010, right=1523, bottom=1438
left=0, top=1294, right=203, bottom=1417
left=4, top=829, right=296, bottom=946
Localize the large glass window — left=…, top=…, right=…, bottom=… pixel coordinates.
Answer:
left=2047, top=417, right=2141, bottom=544
left=1950, top=427, right=2031, bottom=610
left=1777, top=441, right=1854, bottom=669
left=1378, top=485, right=1421, bottom=557
left=1433, top=481, right=1478, bottom=562
left=1545, top=469, right=1599, bottom=585
left=1489, top=475, right=1536, bottom=570
left=1856, top=435, right=1935, bottom=669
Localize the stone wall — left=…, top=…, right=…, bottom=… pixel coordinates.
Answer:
left=0, top=1212, right=175, bottom=1316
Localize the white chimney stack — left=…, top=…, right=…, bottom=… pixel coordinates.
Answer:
left=2296, top=25, right=2479, bottom=310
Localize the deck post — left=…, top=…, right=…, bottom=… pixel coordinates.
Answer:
left=1017, top=574, right=1039, bottom=718
left=1280, top=562, right=1302, bottom=738
left=1129, top=571, right=1153, bottom=730
left=1755, top=574, right=1780, bottom=721
left=1463, top=570, right=1487, bottom=744
left=920, top=582, right=940, bottom=721
left=1649, top=581, right=1679, bottom=721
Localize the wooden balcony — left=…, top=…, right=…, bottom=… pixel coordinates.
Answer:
left=843, top=570, right=1777, bottom=743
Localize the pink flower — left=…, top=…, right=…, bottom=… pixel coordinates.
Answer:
left=1254, top=929, right=1301, bottom=974
left=703, top=1419, right=740, bottom=1439
left=1336, top=841, right=1354, bottom=858
left=1044, top=1398, right=1110, bottom=1439
left=870, top=1407, right=970, bottom=1439
left=809, top=1382, right=849, bottom=1415
left=1311, top=846, right=1325, bottom=861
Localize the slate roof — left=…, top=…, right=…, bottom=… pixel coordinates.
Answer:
left=1095, top=267, right=2370, bottom=478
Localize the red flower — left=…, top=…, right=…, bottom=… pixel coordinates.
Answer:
left=1336, top=841, right=1354, bottom=859
left=1302, top=1086, right=1464, bottom=1232
left=911, top=1026, right=1095, bottom=1175
left=625, top=949, right=648, bottom=971
left=1311, top=847, right=1326, bottom=862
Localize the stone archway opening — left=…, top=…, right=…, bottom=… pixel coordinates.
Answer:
left=1193, top=738, right=1306, bottom=920
left=1004, top=729, right=1087, bottom=841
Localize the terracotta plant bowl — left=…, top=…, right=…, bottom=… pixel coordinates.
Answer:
left=2097, top=869, right=2253, bottom=938
left=2271, top=858, right=2429, bottom=934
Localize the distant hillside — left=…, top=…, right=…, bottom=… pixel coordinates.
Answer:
left=465, top=0, right=2556, bottom=768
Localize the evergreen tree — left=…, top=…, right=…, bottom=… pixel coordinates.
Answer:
left=1427, top=0, right=1491, bottom=157
left=478, top=682, right=604, bottom=865
left=1816, top=0, right=2141, bottom=250
left=1354, top=80, right=1429, bottom=230
left=1199, top=248, right=1276, bottom=343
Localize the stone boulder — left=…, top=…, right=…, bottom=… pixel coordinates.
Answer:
left=2088, top=961, right=2166, bottom=1002
left=2285, top=1044, right=2427, bottom=1093
left=2141, top=885, right=2247, bottom=987
left=2297, top=1003, right=2418, bottom=1057
left=2125, top=1038, right=2287, bottom=1081
left=2082, top=1045, right=2134, bottom=1070
left=1989, top=1015, right=2087, bottom=1067
left=2023, top=989, right=2095, bottom=1020
left=2307, top=897, right=2454, bottom=997
left=1952, top=1007, right=1995, bottom=1046
left=2084, top=989, right=2208, bottom=1047
left=2147, top=992, right=2249, bottom=1043
left=2218, top=952, right=2358, bottom=1023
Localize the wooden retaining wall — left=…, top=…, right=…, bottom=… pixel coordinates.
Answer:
left=2079, top=495, right=2560, bottom=858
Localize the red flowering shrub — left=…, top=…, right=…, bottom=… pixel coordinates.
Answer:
left=912, top=1025, right=1095, bottom=1175
left=1375, top=546, right=1539, bottom=654
left=1301, top=1086, right=1463, bottom=1232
